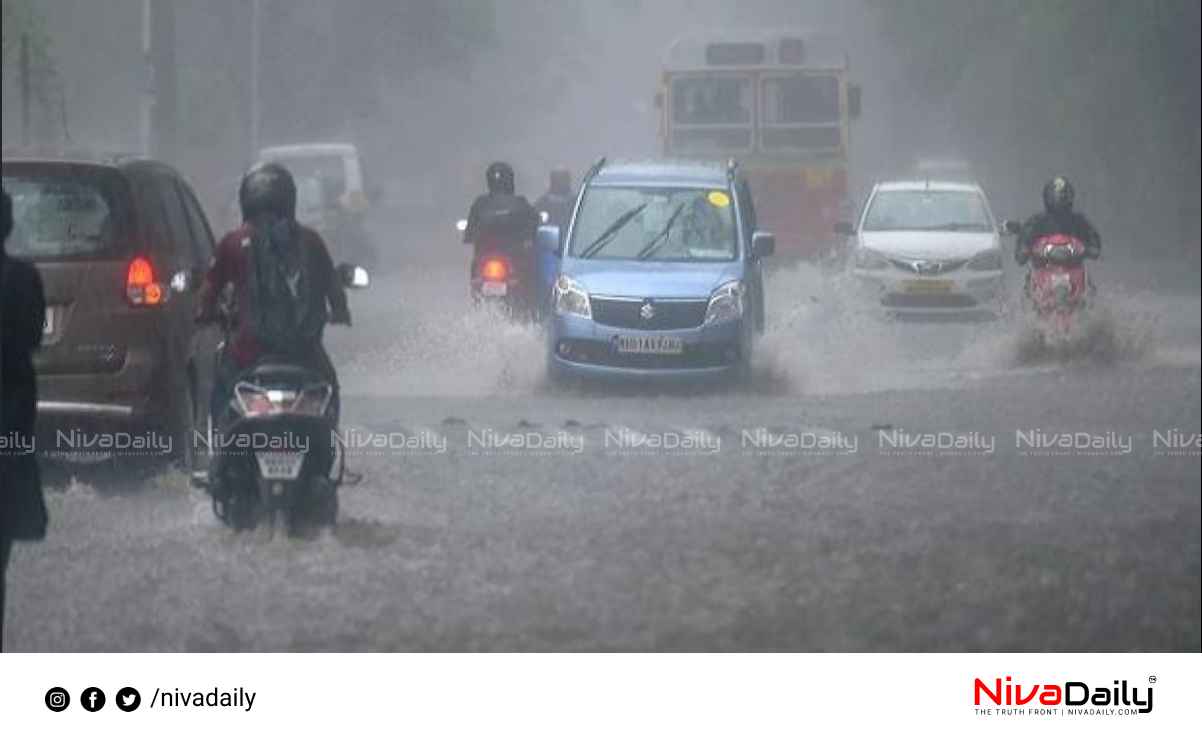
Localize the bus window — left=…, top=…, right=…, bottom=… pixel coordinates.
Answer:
left=672, top=77, right=751, bottom=124
left=669, top=76, right=753, bottom=153
left=761, top=75, right=842, bottom=151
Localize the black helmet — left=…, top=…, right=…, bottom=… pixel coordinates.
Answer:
left=549, top=168, right=572, bottom=196
left=1042, top=176, right=1074, bottom=214
left=239, top=162, right=297, bottom=222
left=486, top=161, right=515, bottom=195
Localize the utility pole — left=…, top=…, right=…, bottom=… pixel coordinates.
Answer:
left=140, top=0, right=154, bottom=156
left=20, top=34, right=31, bottom=147
left=250, top=0, right=262, bottom=158
left=140, top=0, right=177, bottom=160
left=151, top=0, right=178, bottom=161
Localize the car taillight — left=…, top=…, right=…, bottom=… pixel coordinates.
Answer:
left=480, top=257, right=510, bottom=282
left=126, top=256, right=165, bottom=306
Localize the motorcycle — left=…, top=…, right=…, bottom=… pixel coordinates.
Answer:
left=457, top=211, right=549, bottom=322
left=192, top=263, right=370, bottom=536
left=1022, top=233, right=1094, bottom=346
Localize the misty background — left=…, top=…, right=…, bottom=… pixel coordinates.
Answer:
left=3, top=0, right=1200, bottom=279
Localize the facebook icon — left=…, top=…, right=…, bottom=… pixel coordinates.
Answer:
left=81, top=687, right=106, bottom=712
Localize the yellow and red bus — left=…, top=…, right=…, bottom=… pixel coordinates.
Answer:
left=656, top=30, right=860, bottom=260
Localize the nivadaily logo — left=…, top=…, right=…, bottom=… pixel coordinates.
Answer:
left=974, top=675, right=1154, bottom=716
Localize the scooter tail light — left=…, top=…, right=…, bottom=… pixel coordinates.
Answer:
left=292, top=385, right=333, bottom=417
left=480, top=256, right=510, bottom=282
left=234, top=383, right=280, bottom=417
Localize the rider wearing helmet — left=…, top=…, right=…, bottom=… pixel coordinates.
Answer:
left=199, top=162, right=351, bottom=421
left=1015, top=176, right=1101, bottom=265
left=463, top=161, right=539, bottom=246
left=533, top=168, right=575, bottom=232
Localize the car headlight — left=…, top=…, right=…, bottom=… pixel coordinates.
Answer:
left=854, top=248, right=890, bottom=271
left=704, top=280, right=745, bottom=325
left=967, top=249, right=1003, bottom=271
left=553, top=274, right=591, bottom=319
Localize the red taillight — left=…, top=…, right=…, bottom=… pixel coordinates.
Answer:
left=126, top=256, right=165, bottom=306
left=480, top=256, right=510, bottom=282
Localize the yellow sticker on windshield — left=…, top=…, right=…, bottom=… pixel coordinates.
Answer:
left=707, top=191, right=731, bottom=208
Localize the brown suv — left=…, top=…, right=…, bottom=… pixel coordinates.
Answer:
left=2, top=155, right=221, bottom=468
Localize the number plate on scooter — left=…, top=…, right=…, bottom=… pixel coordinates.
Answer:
left=255, top=451, right=305, bottom=480
left=481, top=281, right=508, bottom=297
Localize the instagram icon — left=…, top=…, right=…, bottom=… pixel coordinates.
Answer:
left=45, top=687, right=70, bottom=712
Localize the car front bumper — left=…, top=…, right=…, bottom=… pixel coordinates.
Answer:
left=548, top=312, right=749, bottom=381
left=851, top=268, right=1004, bottom=315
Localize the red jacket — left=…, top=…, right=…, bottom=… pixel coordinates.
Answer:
left=199, top=222, right=350, bottom=368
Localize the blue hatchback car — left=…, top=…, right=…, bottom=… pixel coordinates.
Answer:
left=538, top=159, right=774, bottom=382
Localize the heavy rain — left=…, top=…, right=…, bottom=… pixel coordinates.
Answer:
left=1, top=0, right=1198, bottom=651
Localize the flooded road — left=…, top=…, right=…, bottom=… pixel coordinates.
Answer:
left=7, top=234, right=1199, bottom=651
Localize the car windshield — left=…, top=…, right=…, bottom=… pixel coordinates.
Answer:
left=862, top=189, right=992, bottom=232
left=2, top=171, right=130, bottom=259
left=569, top=185, right=737, bottom=262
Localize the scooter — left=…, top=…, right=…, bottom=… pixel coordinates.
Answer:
left=457, top=211, right=549, bottom=322
left=192, top=263, right=370, bottom=536
left=1023, top=233, right=1094, bottom=346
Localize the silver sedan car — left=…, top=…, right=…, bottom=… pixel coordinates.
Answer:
left=839, top=180, right=1017, bottom=317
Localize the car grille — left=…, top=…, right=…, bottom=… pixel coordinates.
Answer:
left=888, top=258, right=967, bottom=275
left=590, top=296, right=709, bottom=330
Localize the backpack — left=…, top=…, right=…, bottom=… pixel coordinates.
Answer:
left=245, top=217, right=323, bottom=356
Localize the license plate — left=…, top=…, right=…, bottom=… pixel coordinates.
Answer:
left=902, top=279, right=954, bottom=294
left=254, top=451, right=306, bottom=480
left=481, top=281, right=508, bottom=297
left=616, top=336, right=684, bottom=355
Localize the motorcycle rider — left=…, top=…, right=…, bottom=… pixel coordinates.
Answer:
left=463, top=161, right=539, bottom=247
left=462, top=162, right=540, bottom=305
left=198, top=162, right=351, bottom=428
left=1015, top=176, right=1101, bottom=265
left=533, top=168, right=575, bottom=231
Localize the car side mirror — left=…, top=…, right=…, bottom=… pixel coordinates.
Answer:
left=834, top=221, right=856, bottom=236
left=848, top=84, right=862, bottom=119
left=1000, top=219, right=1021, bottom=236
left=536, top=224, right=563, bottom=257
left=337, top=262, right=370, bottom=289
left=751, top=231, right=775, bottom=259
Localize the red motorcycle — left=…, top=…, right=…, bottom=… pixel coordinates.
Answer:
left=1023, top=233, right=1093, bottom=342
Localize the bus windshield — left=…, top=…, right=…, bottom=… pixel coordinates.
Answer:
left=670, top=75, right=753, bottom=153
left=761, top=74, right=842, bottom=150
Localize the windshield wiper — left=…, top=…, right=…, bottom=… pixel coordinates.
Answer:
left=636, top=203, right=687, bottom=261
left=578, top=203, right=648, bottom=259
